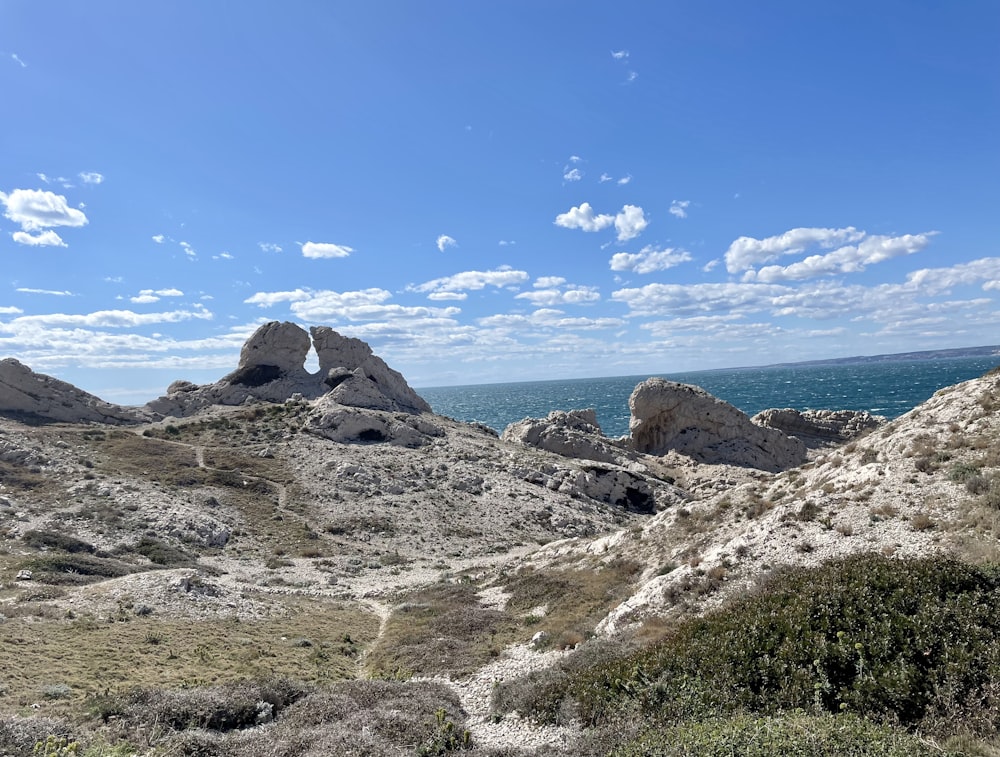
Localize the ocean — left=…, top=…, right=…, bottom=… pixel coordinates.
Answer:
left=418, top=355, right=1000, bottom=439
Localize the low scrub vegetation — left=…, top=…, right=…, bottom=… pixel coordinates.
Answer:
left=496, top=554, right=1000, bottom=754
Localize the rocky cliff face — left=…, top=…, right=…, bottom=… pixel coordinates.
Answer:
left=627, top=378, right=807, bottom=471
left=0, top=358, right=152, bottom=425
left=752, top=407, right=886, bottom=448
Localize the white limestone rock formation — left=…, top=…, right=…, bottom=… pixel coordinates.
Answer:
left=752, top=407, right=886, bottom=448
left=146, top=322, right=430, bottom=418
left=501, top=409, right=630, bottom=464
left=628, top=378, right=807, bottom=471
left=0, top=358, right=151, bottom=425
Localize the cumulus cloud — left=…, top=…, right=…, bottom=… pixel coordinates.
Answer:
left=611, top=50, right=629, bottom=60
left=301, top=241, right=354, bottom=259
left=0, top=306, right=23, bottom=314
left=78, top=172, right=104, bottom=184
left=669, top=200, right=690, bottom=219
left=258, top=242, right=283, bottom=253
left=905, top=257, right=1000, bottom=295
left=1, top=188, right=88, bottom=233
left=479, top=309, right=623, bottom=331
left=130, top=288, right=183, bottom=304
left=285, top=289, right=461, bottom=323
left=554, top=202, right=614, bottom=233
left=179, top=241, right=196, bottom=259
left=436, top=234, right=458, bottom=252
left=11, top=53, right=27, bottom=68
left=152, top=234, right=166, bottom=244
left=410, top=266, right=529, bottom=296
left=244, top=289, right=313, bottom=307
left=12, top=230, right=66, bottom=247
left=725, top=226, right=866, bottom=273
left=746, top=232, right=936, bottom=283
left=617, top=175, right=632, bottom=185
left=534, top=276, right=567, bottom=288
left=563, top=167, right=583, bottom=182
left=614, top=205, right=648, bottom=241
left=609, top=245, right=693, bottom=274
left=515, top=284, right=600, bottom=307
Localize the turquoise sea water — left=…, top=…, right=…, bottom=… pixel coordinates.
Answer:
left=418, top=355, right=1000, bottom=439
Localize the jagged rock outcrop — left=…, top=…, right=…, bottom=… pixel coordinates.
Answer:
left=752, top=408, right=886, bottom=448
left=308, top=399, right=445, bottom=447
left=628, top=378, right=807, bottom=471
left=0, top=358, right=151, bottom=424
left=146, top=322, right=430, bottom=418
left=501, top=409, right=630, bottom=464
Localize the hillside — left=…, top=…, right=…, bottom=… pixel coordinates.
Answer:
left=1, top=323, right=999, bottom=756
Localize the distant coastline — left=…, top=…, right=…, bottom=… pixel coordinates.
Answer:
left=753, top=344, right=1000, bottom=370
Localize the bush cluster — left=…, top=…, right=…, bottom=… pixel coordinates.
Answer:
left=499, top=555, right=1000, bottom=749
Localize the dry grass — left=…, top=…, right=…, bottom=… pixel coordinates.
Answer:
left=0, top=595, right=378, bottom=714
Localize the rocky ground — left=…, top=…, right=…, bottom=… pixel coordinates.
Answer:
left=2, top=322, right=999, bottom=755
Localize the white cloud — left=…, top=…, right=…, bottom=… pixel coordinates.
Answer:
left=427, top=291, right=468, bottom=301
left=625, top=71, right=638, bottom=83
left=130, top=288, right=183, bottom=304
left=411, top=266, right=529, bottom=295
left=669, top=199, right=690, bottom=219
left=617, top=175, right=632, bottom=185
left=600, top=173, right=613, bottom=183
left=614, top=204, right=648, bottom=241
left=436, top=234, right=458, bottom=252
left=568, top=155, right=583, bottom=163
left=610, top=245, right=693, bottom=274
left=180, top=241, right=196, bottom=259
left=11, top=53, right=27, bottom=68
left=534, top=276, right=567, bottom=288
left=611, top=50, right=629, bottom=60
left=515, top=286, right=600, bottom=307
left=498, top=240, right=515, bottom=246
left=215, top=251, right=234, bottom=260
left=725, top=226, right=866, bottom=273
left=259, top=242, right=283, bottom=253
left=747, top=232, right=936, bottom=283
left=78, top=172, right=104, bottom=184
left=612, top=281, right=793, bottom=317
left=283, top=288, right=460, bottom=323
left=563, top=167, right=583, bottom=182
left=11, top=230, right=67, bottom=247
left=8, top=306, right=212, bottom=328
left=554, top=202, right=614, bottom=232
left=152, top=234, right=165, bottom=244
left=479, top=309, right=623, bottom=331
left=244, top=289, right=313, bottom=307
left=0, top=306, right=23, bottom=314
left=301, top=241, right=354, bottom=259
left=0, top=188, right=88, bottom=232
left=36, top=173, right=50, bottom=183
left=16, top=288, right=74, bottom=296
left=905, top=257, right=1000, bottom=294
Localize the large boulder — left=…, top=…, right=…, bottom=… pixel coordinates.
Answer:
left=752, top=408, right=886, bottom=448
left=628, top=378, right=807, bottom=471
left=0, top=358, right=150, bottom=424
left=502, top=409, right=629, bottom=464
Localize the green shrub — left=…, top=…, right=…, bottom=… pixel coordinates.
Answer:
left=22, top=530, right=96, bottom=554
left=610, top=712, right=958, bottom=757
left=504, top=555, right=1000, bottom=741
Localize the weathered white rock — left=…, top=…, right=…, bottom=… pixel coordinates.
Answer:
left=752, top=408, right=886, bottom=447
left=0, top=358, right=151, bottom=425
left=502, top=409, right=629, bottom=464
left=146, top=322, right=430, bottom=417
left=628, top=378, right=807, bottom=471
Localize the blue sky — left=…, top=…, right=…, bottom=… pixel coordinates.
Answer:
left=2, top=1, right=999, bottom=404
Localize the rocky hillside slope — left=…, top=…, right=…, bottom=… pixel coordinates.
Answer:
left=1, top=323, right=998, bottom=755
